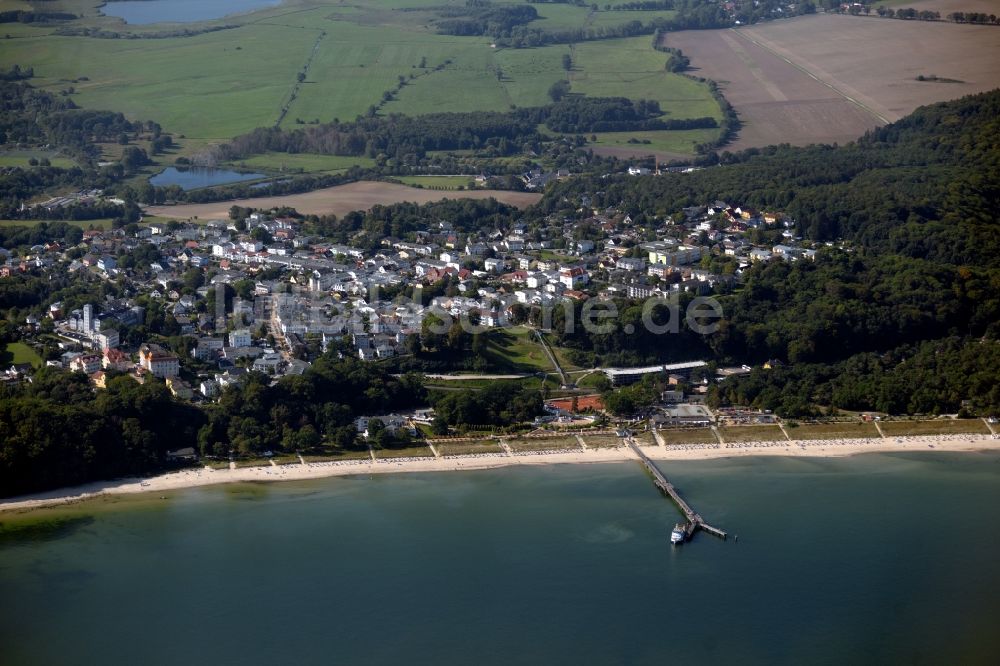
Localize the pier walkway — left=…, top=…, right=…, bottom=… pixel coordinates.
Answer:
left=625, top=438, right=727, bottom=542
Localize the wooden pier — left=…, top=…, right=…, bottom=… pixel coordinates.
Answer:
left=625, top=438, right=727, bottom=542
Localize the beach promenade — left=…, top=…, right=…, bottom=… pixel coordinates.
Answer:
left=2, top=433, right=998, bottom=513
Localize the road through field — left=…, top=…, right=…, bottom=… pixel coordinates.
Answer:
left=145, top=181, right=542, bottom=220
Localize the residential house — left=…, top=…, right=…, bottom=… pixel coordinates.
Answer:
left=558, top=266, right=589, bottom=289
left=70, top=354, right=102, bottom=374
left=229, top=329, right=252, bottom=348
left=139, top=343, right=180, bottom=378
left=102, top=348, right=131, bottom=371
left=193, top=337, right=225, bottom=361
left=166, top=377, right=194, bottom=400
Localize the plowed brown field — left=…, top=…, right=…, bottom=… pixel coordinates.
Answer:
left=665, top=14, right=1000, bottom=150
left=146, top=181, right=542, bottom=220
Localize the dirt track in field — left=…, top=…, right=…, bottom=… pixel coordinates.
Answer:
left=665, top=14, right=1000, bottom=151
left=145, top=181, right=542, bottom=220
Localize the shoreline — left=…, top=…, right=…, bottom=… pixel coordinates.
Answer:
left=2, top=433, right=998, bottom=513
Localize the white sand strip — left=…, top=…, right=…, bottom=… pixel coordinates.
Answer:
left=2, top=434, right=997, bottom=513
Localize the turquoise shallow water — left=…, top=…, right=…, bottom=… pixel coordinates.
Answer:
left=2, top=453, right=1000, bottom=664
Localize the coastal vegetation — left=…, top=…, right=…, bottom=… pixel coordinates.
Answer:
left=0, top=369, right=204, bottom=497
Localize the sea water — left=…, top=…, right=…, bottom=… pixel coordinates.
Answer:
left=2, top=453, right=999, bottom=664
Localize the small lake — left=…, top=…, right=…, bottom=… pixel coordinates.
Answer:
left=101, top=0, right=281, bottom=25
left=149, top=167, right=266, bottom=191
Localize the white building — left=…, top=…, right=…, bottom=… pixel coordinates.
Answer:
left=558, top=266, right=589, bottom=289
left=139, top=344, right=180, bottom=378
left=229, top=329, right=252, bottom=348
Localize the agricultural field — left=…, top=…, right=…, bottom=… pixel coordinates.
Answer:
left=572, top=36, right=721, bottom=121
left=787, top=422, right=881, bottom=440
left=144, top=180, right=541, bottom=220
left=666, top=13, right=1000, bottom=151
left=884, top=0, right=999, bottom=12
left=585, top=128, right=721, bottom=160
left=718, top=425, right=787, bottom=443
left=879, top=419, right=990, bottom=437
left=0, top=1, right=722, bottom=164
left=0, top=218, right=114, bottom=230
left=394, top=175, right=475, bottom=190
left=588, top=9, right=677, bottom=28
left=664, top=24, right=879, bottom=151
left=228, top=153, right=376, bottom=174
left=0, top=151, right=76, bottom=169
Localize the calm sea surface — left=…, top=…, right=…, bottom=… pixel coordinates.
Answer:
left=102, top=0, right=281, bottom=25
left=2, top=453, right=999, bottom=664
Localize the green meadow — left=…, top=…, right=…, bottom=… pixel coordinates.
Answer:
left=586, top=128, right=722, bottom=155
left=394, top=175, right=474, bottom=189
left=0, top=1, right=722, bottom=162
left=0, top=218, right=114, bottom=230
left=1, top=342, right=43, bottom=368
left=228, top=152, right=376, bottom=173
left=0, top=151, right=76, bottom=169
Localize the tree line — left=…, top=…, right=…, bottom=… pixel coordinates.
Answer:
left=221, top=97, right=699, bottom=165
left=708, top=337, right=1000, bottom=418
left=0, top=370, right=205, bottom=497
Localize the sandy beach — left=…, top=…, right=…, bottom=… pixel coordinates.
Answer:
left=2, top=433, right=997, bottom=513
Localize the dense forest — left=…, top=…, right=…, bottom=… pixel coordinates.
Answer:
left=0, top=370, right=204, bottom=497
left=433, top=3, right=539, bottom=36
left=0, top=353, right=427, bottom=497
left=708, top=337, right=1000, bottom=418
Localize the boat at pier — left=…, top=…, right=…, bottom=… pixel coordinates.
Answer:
left=671, top=523, right=687, bottom=544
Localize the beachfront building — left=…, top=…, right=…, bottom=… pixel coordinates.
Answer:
left=604, top=361, right=708, bottom=386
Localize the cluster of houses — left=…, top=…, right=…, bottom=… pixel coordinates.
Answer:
left=4, top=191, right=822, bottom=410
